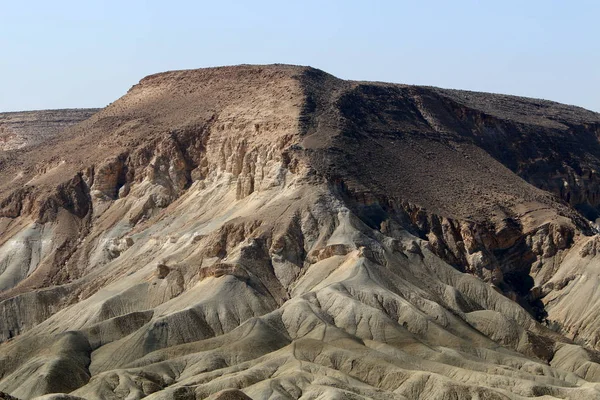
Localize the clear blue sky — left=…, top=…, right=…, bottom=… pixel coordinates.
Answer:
left=1, top=0, right=598, bottom=112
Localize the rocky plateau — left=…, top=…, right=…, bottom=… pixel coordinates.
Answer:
left=1, top=65, right=600, bottom=399
left=0, top=109, right=99, bottom=151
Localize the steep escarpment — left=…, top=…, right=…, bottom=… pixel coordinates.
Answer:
left=298, top=77, right=596, bottom=321
left=431, top=88, right=600, bottom=221
left=2, top=65, right=600, bottom=399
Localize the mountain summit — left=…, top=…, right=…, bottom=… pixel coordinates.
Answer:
left=2, top=65, right=600, bottom=399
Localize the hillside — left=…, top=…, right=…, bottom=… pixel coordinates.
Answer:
left=2, top=65, right=600, bottom=399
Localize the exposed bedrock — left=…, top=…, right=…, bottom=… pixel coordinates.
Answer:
left=1, top=65, right=600, bottom=399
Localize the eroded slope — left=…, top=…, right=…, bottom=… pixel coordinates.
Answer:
left=1, top=65, right=600, bottom=399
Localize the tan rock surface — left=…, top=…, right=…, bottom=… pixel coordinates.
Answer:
left=0, top=109, right=99, bottom=151
left=1, top=65, right=600, bottom=399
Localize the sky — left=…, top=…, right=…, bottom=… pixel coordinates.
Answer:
left=1, top=0, right=599, bottom=112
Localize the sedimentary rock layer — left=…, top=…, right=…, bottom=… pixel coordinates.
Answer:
left=1, top=65, right=600, bottom=399
left=0, top=109, right=99, bottom=151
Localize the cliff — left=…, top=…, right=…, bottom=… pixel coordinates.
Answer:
left=1, top=65, right=600, bottom=399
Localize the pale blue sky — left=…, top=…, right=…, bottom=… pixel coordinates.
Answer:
left=1, top=0, right=598, bottom=112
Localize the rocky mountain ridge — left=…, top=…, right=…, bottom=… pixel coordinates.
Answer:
left=1, top=65, right=600, bottom=399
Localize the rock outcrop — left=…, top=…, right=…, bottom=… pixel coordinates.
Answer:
left=1, top=65, right=600, bottom=399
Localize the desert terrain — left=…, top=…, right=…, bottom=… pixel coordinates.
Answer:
left=1, top=65, right=600, bottom=399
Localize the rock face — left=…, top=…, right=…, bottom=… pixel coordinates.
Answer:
left=0, top=109, right=99, bottom=151
left=1, top=65, right=600, bottom=399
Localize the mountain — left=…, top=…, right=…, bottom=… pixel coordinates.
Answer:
left=2, top=65, right=600, bottom=399
left=0, top=109, right=100, bottom=151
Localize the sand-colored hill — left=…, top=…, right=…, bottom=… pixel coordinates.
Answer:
left=2, top=65, right=600, bottom=399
